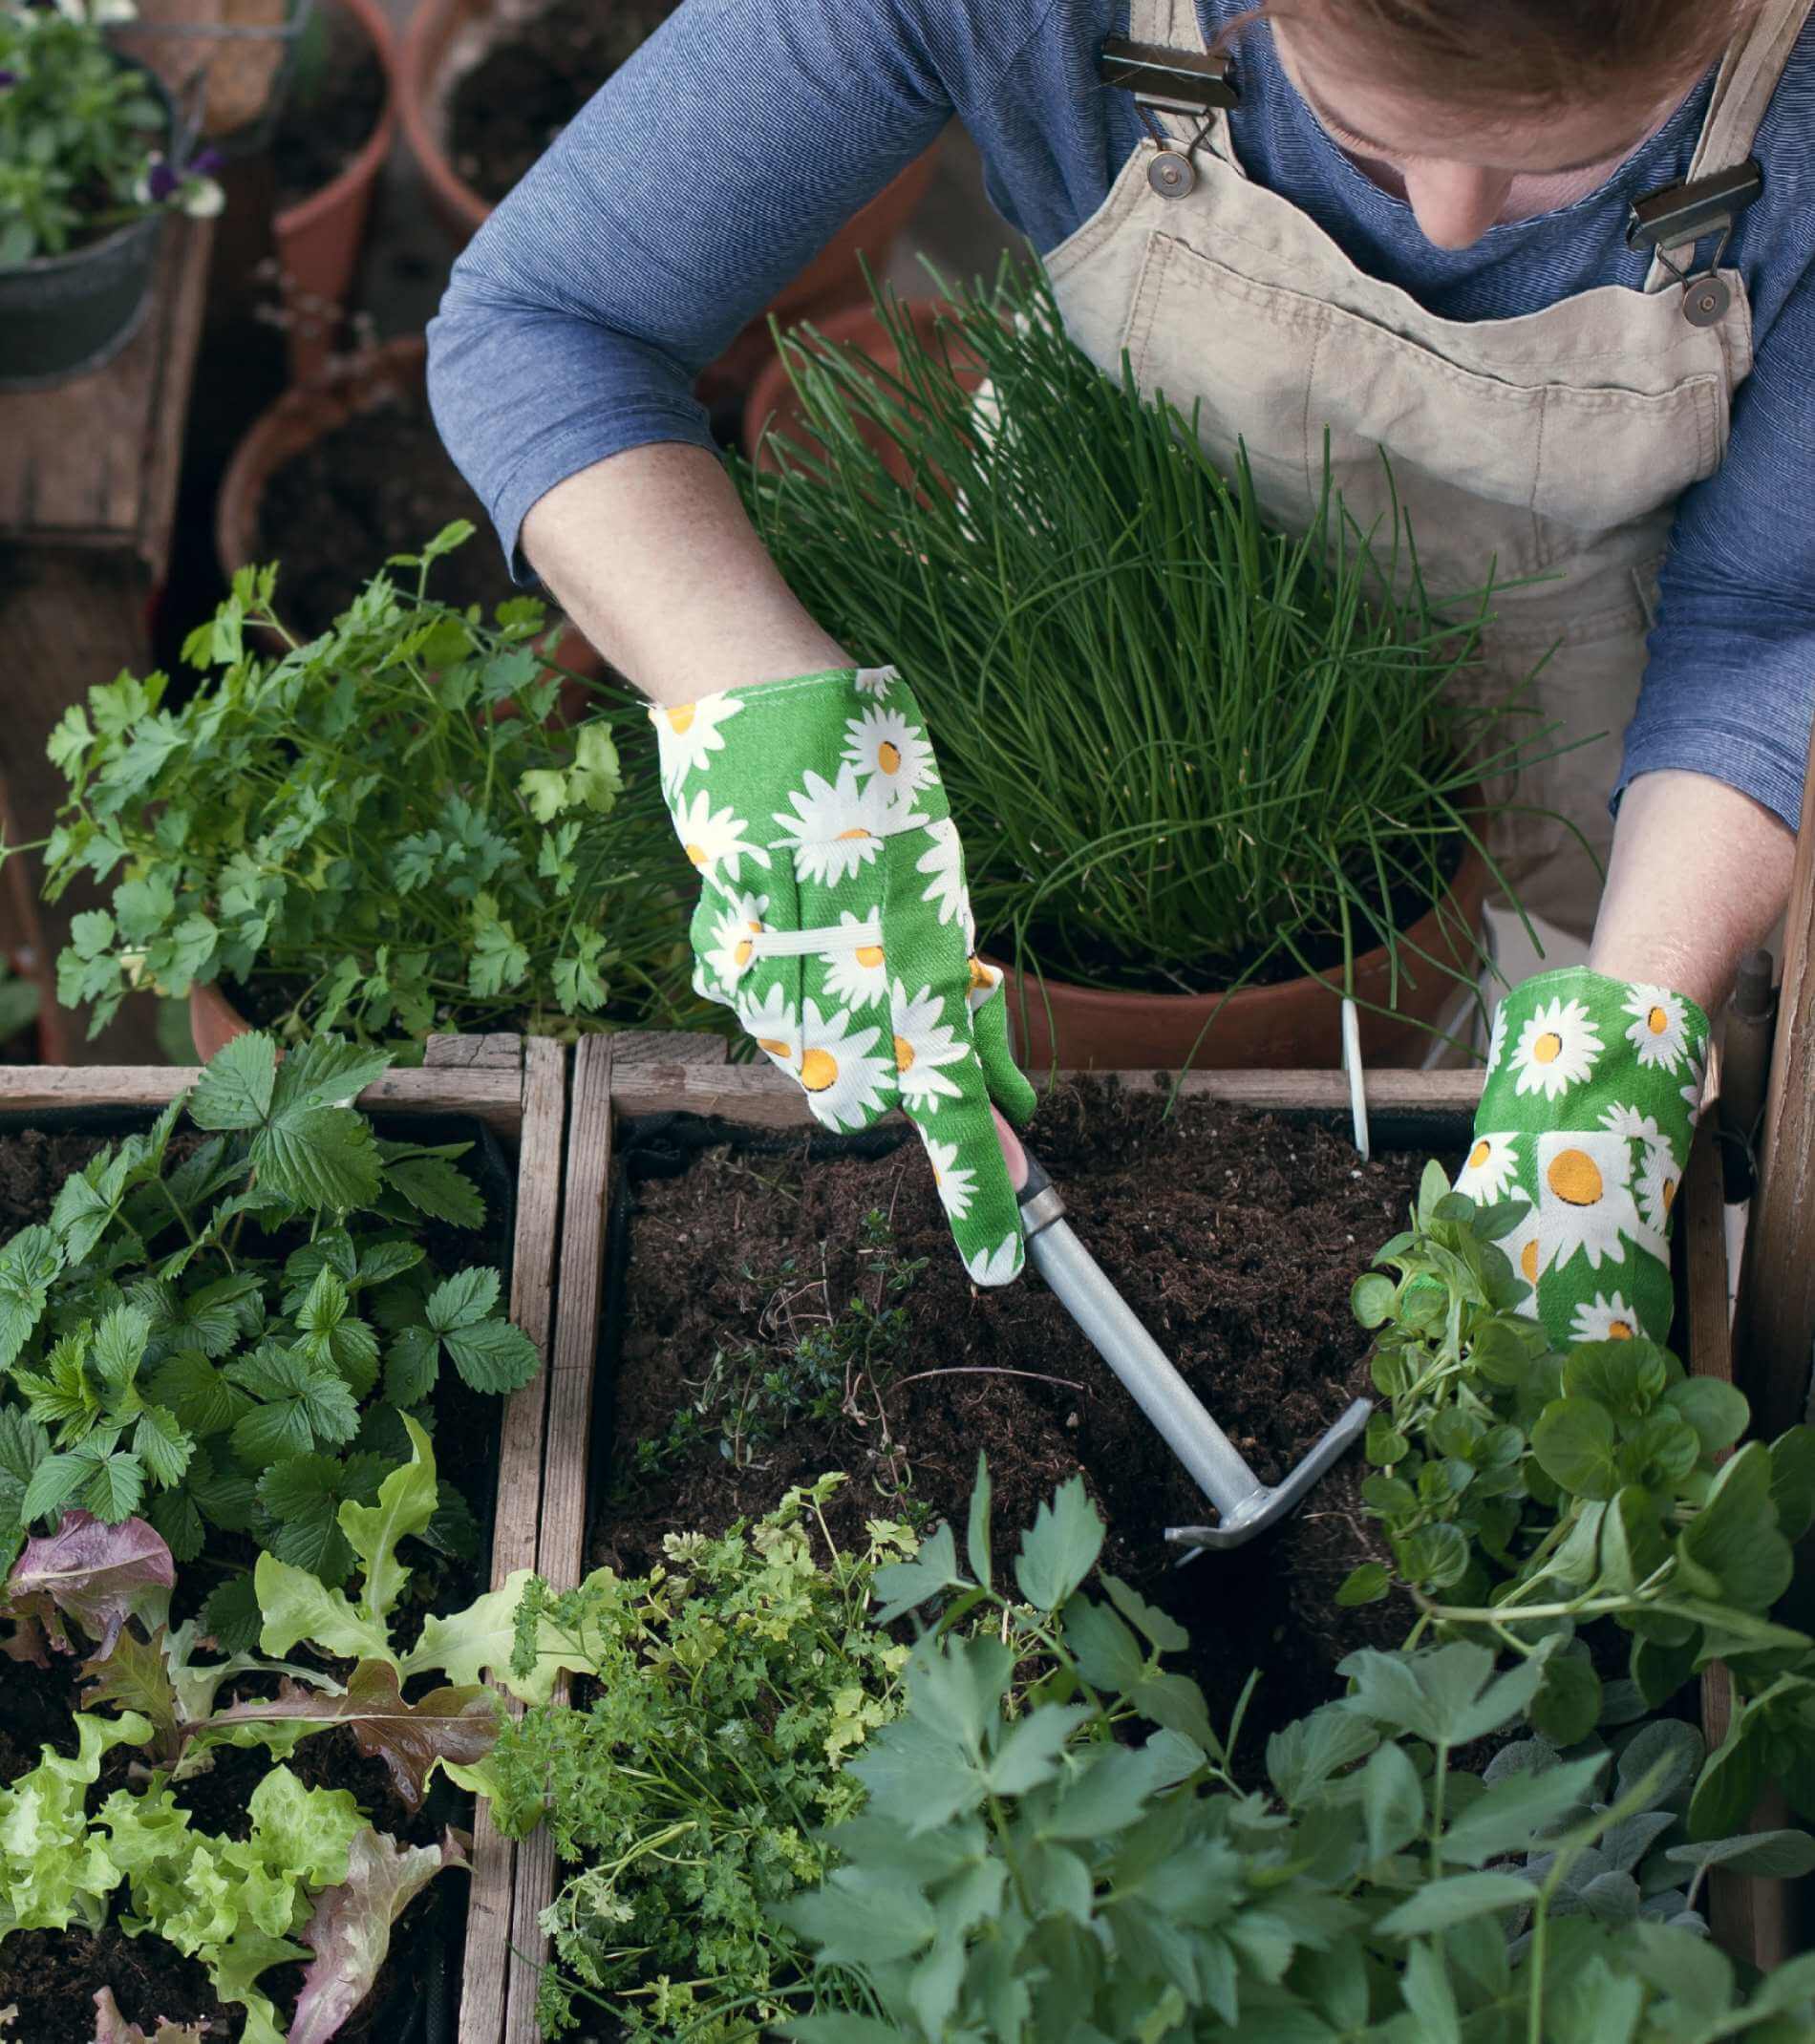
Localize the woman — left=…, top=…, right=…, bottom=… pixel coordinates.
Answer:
left=429, top=0, right=1813, bottom=1347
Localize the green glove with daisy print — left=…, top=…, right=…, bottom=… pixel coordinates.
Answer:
left=651, top=664, right=1038, bottom=1283
left=1455, top=967, right=1709, bottom=1348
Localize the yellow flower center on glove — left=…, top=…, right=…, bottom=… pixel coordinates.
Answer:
left=1548, top=1149, right=1604, bottom=1207
left=800, top=1049, right=839, bottom=1092
left=894, top=1036, right=915, bottom=1072
left=1532, top=1032, right=1563, bottom=1065
left=667, top=705, right=696, bottom=734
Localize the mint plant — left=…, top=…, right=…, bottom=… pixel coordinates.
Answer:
left=0, top=1033, right=538, bottom=1626
left=780, top=1466, right=1815, bottom=2042
left=484, top=1475, right=916, bottom=2039
left=36, top=532, right=701, bottom=1043
left=0, top=3, right=221, bottom=266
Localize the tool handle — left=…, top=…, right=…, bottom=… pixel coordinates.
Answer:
left=1014, top=1145, right=1054, bottom=1207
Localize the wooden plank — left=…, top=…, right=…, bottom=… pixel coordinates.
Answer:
left=609, top=1030, right=731, bottom=1067
left=605, top=1055, right=1486, bottom=1125
left=0, top=217, right=212, bottom=560
left=0, top=1062, right=523, bottom=1135
left=502, top=1033, right=614, bottom=2044
left=459, top=1037, right=566, bottom=2044
left=1735, top=743, right=1815, bottom=1439
left=1676, top=1117, right=1797, bottom=1970
left=427, top=1033, right=526, bottom=1074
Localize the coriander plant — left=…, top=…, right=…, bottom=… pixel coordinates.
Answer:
left=37, top=530, right=702, bottom=1043
left=485, top=1475, right=916, bottom=2040
left=741, top=264, right=1550, bottom=1015
left=0, top=1031, right=540, bottom=1647
left=1347, top=1164, right=1815, bottom=1848
left=781, top=1464, right=1815, bottom=2042
left=0, top=3, right=221, bottom=267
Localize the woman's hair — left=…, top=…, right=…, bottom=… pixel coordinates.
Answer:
left=1240, top=0, right=1762, bottom=111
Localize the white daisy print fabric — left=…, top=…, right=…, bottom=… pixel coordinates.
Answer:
left=1458, top=969, right=1709, bottom=1348
left=651, top=666, right=1037, bottom=1281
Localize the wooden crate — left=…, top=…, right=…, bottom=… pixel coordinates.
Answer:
left=498, top=1045, right=1775, bottom=2036
left=0, top=1033, right=568, bottom=2042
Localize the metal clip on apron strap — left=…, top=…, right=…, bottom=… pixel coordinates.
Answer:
left=1099, top=36, right=1238, bottom=199
left=1627, top=160, right=1764, bottom=328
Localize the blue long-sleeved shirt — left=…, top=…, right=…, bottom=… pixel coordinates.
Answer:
left=427, top=0, right=1815, bottom=829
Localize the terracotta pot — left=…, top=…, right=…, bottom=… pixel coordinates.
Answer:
left=396, top=0, right=936, bottom=394
left=190, top=981, right=251, bottom=1063
left=742, top=296, right=988, bottom=485
left=216, top=332, right=602, bottom=705
left=271, top=0, right=398, bottom=384
left=993, top=839, right=1493, bottom=1073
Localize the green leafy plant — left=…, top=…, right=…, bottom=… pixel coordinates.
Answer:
left=0, top=1032, right=537, bottom=1619
left=0, top=3, right=221, bottom=266
left=1348, top=1165, right=1815, bottom=1840
left=739, top=265, right=1551, bottom=1021
left=484, top=1475, right=916, bottom=2039
left=35, top=533, right=701, bottom=1042
left=780, top=1465, right=1815, bottom=2042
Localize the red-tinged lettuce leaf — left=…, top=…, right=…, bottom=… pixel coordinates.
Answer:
left=8, top=1512, right=174, bottom=1655
left=289, top=1827, right=467, bottom=2044
left=207, top=1660, right=500, bottom=1809
left=1, top=1611, right=50, bottom=1667
left=88, top=1987, right=206, bottom=2041
left=80, top=1627, right=182, bottom=1765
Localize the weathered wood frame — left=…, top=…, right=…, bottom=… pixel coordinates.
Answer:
left=0, top=1033, right=568, bottom=2044
left=502, top=1042, right=1757, bottom=2042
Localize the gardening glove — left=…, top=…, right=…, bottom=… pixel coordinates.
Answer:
left=651, top=664, right=1038, bottom=1283
left=1455, top=966, right=1710, bottom=1349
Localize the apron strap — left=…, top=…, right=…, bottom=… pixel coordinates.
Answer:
left=1645, top=0, right=1813, bottom=290
left=1127, top=0, right=1200, bottom=47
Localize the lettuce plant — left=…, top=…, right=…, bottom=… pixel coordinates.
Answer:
left=779, top=1467, right=1815, bottom=2042
left=0, top=2, right=221, bottom=267
left=37, top=532, right=699, bottom=1043
left=485, top=1475, right=916, bottom=2039
left=0, top=1032, right=538, bottom=1642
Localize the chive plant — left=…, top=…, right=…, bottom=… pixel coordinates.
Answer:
left=737, top=265, right=1554, bottom=1018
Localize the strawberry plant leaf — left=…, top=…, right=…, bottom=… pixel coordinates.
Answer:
left=424, top=1267, right=499, bottom=1334
left=383, top=1324, right=439, bottom=1408
left=442, top=1318, right=539, bottom=1396
left=383, top=1155, right=485, bottom=1228
left=0, top=1224, right=61, bottom=1369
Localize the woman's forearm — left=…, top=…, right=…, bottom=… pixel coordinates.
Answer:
left=1589, top=768, right=1795, bottom=1013
left=521, top=442, right=849, bottom=708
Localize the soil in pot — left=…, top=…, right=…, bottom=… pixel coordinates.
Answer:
left=271, top=0, right=389, bottom=206
left=598, top=1082, right=1459, bottom=1758
left=447, top=0, right=679, bottom=204
left=256, top=389, right=505, bottom=640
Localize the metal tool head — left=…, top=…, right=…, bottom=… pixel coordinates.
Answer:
left=1164, top=1395, right=1373, bottom=1557
left=1012, top=1139, right=1372, bottom=1560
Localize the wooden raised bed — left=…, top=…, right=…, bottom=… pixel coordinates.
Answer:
left=490, top=1044, right=1761, bottom=2040
left=0, top=1032, right=567, bottom=2044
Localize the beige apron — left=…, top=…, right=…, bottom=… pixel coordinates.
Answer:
left=1046, top=0, right=1808, bottom=938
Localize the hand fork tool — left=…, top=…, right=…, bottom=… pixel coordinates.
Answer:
left=1013, top=1144, right=1372, bottom=1553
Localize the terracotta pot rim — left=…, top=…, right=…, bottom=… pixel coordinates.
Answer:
left=397, top=0, right=492, bottom=240
left=274, top=0, right=400, bottom=236
left=983, top=834, right=1490, bottom=1014
left=216, top=332, right=428, bottom=589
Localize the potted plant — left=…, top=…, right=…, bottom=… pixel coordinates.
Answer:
left=472, top=1048, right=1815, bottom=2023
left=738, top=266, right=1551, bottom=1071
left=0, top=1033, right=572, bottom=2038
left=260, top=0, right=396, bottom=382
left=29, top=528, right=702, bottom=1054
left=0, top=2, right=224, bottom=390
left=395, top=0, right=937, bottom=416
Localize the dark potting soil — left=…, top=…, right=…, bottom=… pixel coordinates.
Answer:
left=602, top=1084, right=1451, bottom=1757
left=447, top=0, right=680, bottom=204
left=270, top=0, right=387, bottom=209
left=257, top=396, right=506, bottom=642
left=0, top=1124, right=503, bottom=2041
left=998, top=821, right=1471, bottom=996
